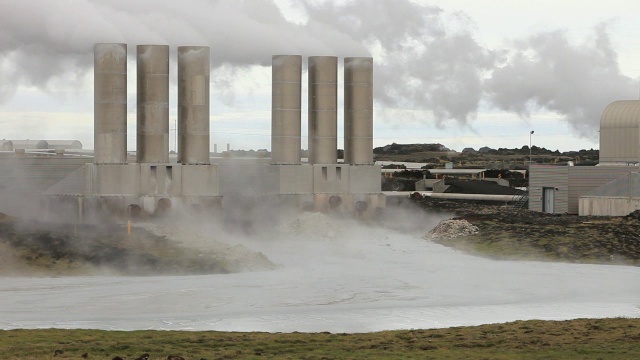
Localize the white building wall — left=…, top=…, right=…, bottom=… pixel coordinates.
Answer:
left=580, top=197, right=640, bottom=216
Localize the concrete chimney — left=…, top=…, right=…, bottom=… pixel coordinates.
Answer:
left=94, top=43, right=127, bottom=164
left=344, top=57, right=373, bottom=165
left=178, top=46, right=210, bottom=165
left=137, top=45, right=169, bottom=163
left=271, top=55, right=302, bottom=165
left=308, top=56, right=338, bottom=164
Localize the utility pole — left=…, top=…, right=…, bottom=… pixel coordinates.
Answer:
left=529, top=130, right=534, bottom=165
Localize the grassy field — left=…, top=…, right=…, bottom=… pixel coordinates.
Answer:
left=2, top=318, right=639, bottom=359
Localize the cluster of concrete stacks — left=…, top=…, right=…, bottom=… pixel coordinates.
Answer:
left=94, top=44, right=212, bottom=166
left=271, top=55, right=374, bottom=165
left=51, top=45, right=383, bottom=223
left=269, top=55, right=382, bottom=217
left=86, top=43, right=219, bottom=220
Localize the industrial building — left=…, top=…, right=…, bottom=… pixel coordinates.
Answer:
left=0, top=44, right=383, bottom=223
left=1, top=140, right=83, bottom=151
left=529, top=100, right=640, bottom=215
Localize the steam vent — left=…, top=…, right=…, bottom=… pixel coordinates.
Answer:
left=45, top=44, right=384, bottom=224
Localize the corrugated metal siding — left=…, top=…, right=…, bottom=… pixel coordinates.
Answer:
left=567, top=166, right=638, bottom=214
left=529, top=166, right=568, bottom=213
left=585, top=172, right=640, bottom=197
left=44, top=166, right=87, bottom=195
left=0, top=156, right=92, bottom=194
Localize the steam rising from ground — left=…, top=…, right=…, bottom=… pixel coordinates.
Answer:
left=139, top=199, right=451, bottom=275
left=2, top=202, right=639, bottom=332
left=1, top=0, right=636, bottom=139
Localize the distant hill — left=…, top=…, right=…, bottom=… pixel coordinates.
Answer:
left=374, top=143, right=451, bottom=155
left=373, top=143, right=599, bottom=166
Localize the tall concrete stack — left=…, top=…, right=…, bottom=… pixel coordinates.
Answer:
left=271, top=55, right=302, bottom=165
left=344, top=57, right=374, bottom=165
left=308, top=56, right=338, bottom=164
left=178, top=46, right=211, bottom=165
left=137, top=45, right=169, bottom=164
left=94, top=43, right=127, bottom=164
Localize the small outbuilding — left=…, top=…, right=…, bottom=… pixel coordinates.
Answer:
left=529, top=99, right=640, bottom=216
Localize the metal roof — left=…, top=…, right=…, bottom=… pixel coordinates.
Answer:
left=599, top=100, right=640, bottom=164
left=4, top=140, right=83, bottom=150
left=600, top=100, right=640, bottom=129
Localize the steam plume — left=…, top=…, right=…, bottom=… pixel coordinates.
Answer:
left=485, top=23, right=637, bottom=137
left=0, top=0, right=636, bottom=139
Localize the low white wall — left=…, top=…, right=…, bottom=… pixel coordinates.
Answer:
left=579, top=196, right=640, bottom=216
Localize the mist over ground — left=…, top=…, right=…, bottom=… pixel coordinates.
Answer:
left=1, top=201, right=639, bottom=332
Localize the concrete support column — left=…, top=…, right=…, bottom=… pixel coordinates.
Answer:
left=271, top=55, right=302, bottom=165
left=178, top=46, right=210, bottom=165
left=94, top=43, right=127, bottom=164
left=308, top=56, right=338, bottom=164
left=344, top=57, right=373, bottom=165
left=137, top=45, right=169, bottom=163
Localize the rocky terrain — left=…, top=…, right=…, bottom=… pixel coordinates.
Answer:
left=412, top=197, right=640, bottom=266
left=2, top=194, right=639, bottom=276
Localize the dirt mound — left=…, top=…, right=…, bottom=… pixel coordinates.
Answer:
left=0, top=212, right=14, bottom=223
left=280, top=212, right=343, bottom=239
left=0, top=219, right=274, bottom=276
left=139, top=222, right=276, bottom=273
left=626, top=210, right=640, bottom=220
left=425, top=219, right=479, bottom=240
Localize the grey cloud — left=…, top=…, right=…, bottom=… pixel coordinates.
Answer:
left=0, top=0, right=636, bottom=139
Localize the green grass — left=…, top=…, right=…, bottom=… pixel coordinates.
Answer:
left=2, top=318, right=640, bottom=359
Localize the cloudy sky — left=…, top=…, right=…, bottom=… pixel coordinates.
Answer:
left=1, top=0, right=639, bottom=152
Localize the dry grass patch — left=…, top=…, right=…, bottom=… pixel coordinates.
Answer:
left=1, top=318, right=639, bottom=359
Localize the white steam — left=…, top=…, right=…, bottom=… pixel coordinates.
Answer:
left=486, top=23, right=637, bottom=137
left=0, top=0, right=637, bottom=140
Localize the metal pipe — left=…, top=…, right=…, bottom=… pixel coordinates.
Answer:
left=178, top=46, right=210, bottom=165
left=308, top=56, right=338, bottom=164
left=426, top=192, right=521, bottom=202
left=384, top=191, right=523, bottom=202
left=94, top=43, right=127, bottom=164
left=137, top=45, right=169, bottom=163
left=271, top=55, right=302, bottom=165
left=344, top=57, right=374, bottom=165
